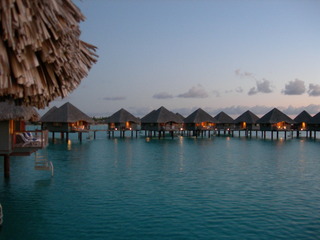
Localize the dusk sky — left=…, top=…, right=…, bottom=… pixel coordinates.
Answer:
left=40, top=0, right=320, bottom=118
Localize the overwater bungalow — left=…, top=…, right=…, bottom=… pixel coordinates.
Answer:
left=214, top=111, right=235, bottom=135
left=141, top=106, right=183, bottom=138
left=106, top=108, right=141, bottom=137
left=234, top=110, right=260, bottom=131
left=40, top=102, right=93, bottom=142
left=308, top=112, right=320, bottom=138
left=0, top=101, right=48, bottom=178
left=293, top=110, right=312, bottom=131
left=257, top=108, right=295, bottom=131
left=184, top=108, right=217, bottom=137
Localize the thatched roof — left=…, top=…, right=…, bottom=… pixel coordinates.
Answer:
left=0, top=100, right=39, bottom=121
left=294, top=110, right=312, bottom=123
left=0, top=0, right=97, bottom=109
left=309, top=112, right=320, bottom=124
left=40, top=106, right=58, bottom=120
left=184, top=108, right=217, bottom=123
left=176, top=113, right=185, bottom=122
left=214, top=111, right=234, bottom=124
left=40, top=102, right=93, bottom=123
left=257, top=108, right=294, bottom=124
left=141, top=106, right=183, bottom=124
left=234, top=110, right=259, bottom=124
left=106, top=108, right=140, bottom=124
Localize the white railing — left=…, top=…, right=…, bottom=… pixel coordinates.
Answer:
left=13, top=130, right=48, bottom=149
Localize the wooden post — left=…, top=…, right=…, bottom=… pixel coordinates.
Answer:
left=285, top=131, right=287, bottom=140
left=4, top=155, right=10, bottom=178
left=79, top=132, right=82, bottom=143
left=94, top=131, right=96, bottom=139
left=52, top=132, right=55, bottom=142
left=66, top=132, right=69, bottom=142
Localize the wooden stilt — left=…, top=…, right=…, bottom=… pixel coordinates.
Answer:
left=285, top=131, right=287, bottom=140
left=4, top=155, right=10, bottom=178
left=66, top=132, right=69, bottom=142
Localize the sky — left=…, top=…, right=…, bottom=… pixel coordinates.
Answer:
left=40, top=0, right=320, bottom=118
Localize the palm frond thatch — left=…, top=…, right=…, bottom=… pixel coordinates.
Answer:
left=106, top=108, right=140, bottom=124
left=234, top=110, right=259, bottom=124
left=0, top=0, right=97, bottom=109
left=184, top=108, right=216, bottom=123
left=0, top=100, right=39, bottom=121
left=40, top=102, right=93, bottom=123
left=141, top=106, right=183, bottom=124
left=294, top=110, right=312, bottom=123
left=257, top=108, right=294, bottom=124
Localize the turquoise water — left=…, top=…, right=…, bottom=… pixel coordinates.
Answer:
left=1, top=131, right=320, bottom=239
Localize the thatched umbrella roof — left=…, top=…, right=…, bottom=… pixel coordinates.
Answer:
left=294, top=110, right=312, bottom=124
left=309, top=112, right=320, bottom=124
left=0, top=100, right=39, bottom=121
left=214, top=111, right=234, bottom=124
left=141, top=106, right=183, bottom=124
left=234, top=110, right=259, bottom=124
left=106, top=108, right=140, bottom=124
left=40, top=102, right=93, bottom=123
left=257, top=108, right=294, bottom=124
left=0, top=0, right=97, bottom=109
left=184, top=108, right=217, bottom=123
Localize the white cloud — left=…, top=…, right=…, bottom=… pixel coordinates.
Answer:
left=177, top=85, right=208, bottom=98
left=153, top=92, right=174, bottom=99
left=248, top=79, right=273, bottom=95
left=212, top=90, right=220, bottom=97
left=103, top=96, right=126, bottom=101
left=282, top=79, right=306, bottom=95
left=234, top=69, right=255, bottom=79
left=308, top=84, right=320, bottom=96
left=235, top=87, right=243, bottom=93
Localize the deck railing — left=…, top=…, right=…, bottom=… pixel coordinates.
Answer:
left=13, top=130, right=49, bottom=149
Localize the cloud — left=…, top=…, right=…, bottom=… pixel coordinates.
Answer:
left=234, top=69, right=255, bottom=79
left=177, top=85, right=208, bottom=98
left=103, top=96, right=126, bottom=101
left=248, top=79, right=273, bottom=95
left=153, top=92, right=174, bottom=99
left=235, top=87, right=243, bottom=93
left=308, top=84, right=320, bottom=96
left=282, top=79, right=306, bottom=95
left=212, top=90, right=220, bottom=97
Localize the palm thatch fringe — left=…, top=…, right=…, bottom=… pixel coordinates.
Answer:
left=0, top=0, right=97, bottom=109
left=0, top=100, right=39, bottom=121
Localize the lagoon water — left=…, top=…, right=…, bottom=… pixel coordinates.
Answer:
left=1, top=130, right=320, bottom=239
